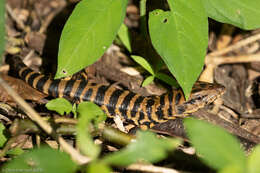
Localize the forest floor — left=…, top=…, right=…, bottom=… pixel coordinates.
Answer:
left=2, top=0, right=260, bottom=172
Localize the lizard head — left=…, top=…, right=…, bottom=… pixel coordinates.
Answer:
left=174, top=81, right=225, bottom=116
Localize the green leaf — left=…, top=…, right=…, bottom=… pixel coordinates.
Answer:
left=142, top=75, right=154, bottom=87
left=0, top=0, right=5, bottom=62
left=102, top=131, right=180, bottom=166
left=155, top=72, right=179, bottom=87
left=0, top=123, right=7, bottom=147
left=202, top=0, right=260, bottom=30
left=219, top=164, right=243, bottom=173
left=46, top=98, right=72, bottom=115
left=149, top=0, right=208, bottom=99
left=56, top=0, right=127, bottom=78
left=184, top=118, right=246, bottom=171
left=2, top=147, right=77, bottom=173
left=77, top=102, right=107, bottom=127
left=6, top=147, right=24, bottom=156
left=131, top=55, right=155, bottom=75
left=248, top=145, right=260, bottom=173
left=87, top=162, right=111, bottom=173
left=118, top=23, right=131, bottom=52
left=77, top=102, right=106, bottom=159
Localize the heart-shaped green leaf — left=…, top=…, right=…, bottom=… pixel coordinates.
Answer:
left=149, top=0, right=208, bottom=99
left=46, top=98, right=72, bottom=115
left=56, top=0, right=127, bottom=78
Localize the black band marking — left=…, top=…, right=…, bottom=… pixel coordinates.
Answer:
left=167, top=91, right=173, bottom=117
left=141, top=121, right=151, bottom=128
left=63, top=80, right=75, bottom=96
left=175, top=92, right=182, bottom=105
left=155, top=94, right=165, bottom=120
left=119, top=92, right=136, bottom=118
left=139, top=112, right=145, bottom=121
left=176, top=105, right=186, bottom=114
left=48, top=80, right=61, bottom=97
left=74, top=80, right=88, bottom=100
left=146, top=98, right=155, bottom=122
left=21, top=68, right=33, bottom=80
left=82, top=88, right=93, bottom=101
left=131, top=96, right=144, bottom=118
left=36, top=76, right=49, bottom=91
left=107, top=89, right=124, bottom=116
left=94, top=85, right=109, bottom=106
left=28, top=73, right=41, bottom=86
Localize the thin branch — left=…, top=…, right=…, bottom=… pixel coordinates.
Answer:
left=0, top=76, right=90, bottom=164
left=206, top=53, right=260, bottom=66
left=6, top=4, right=25, bottom=30
left=126, top=163, right=190, bottom=173
left=209, top=32, right=260, bottom=56
left=200, top=53, right=260, bottom=82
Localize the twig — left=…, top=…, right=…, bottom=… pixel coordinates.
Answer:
left=10, top=119, right=77, bottom=135
left=0, top=136, right=17, bottom=157
left=206, top=53, right=260, bottom=66
left=54, top=117, right=78, bottom=124
left=0, top=114, right=11, bottom=123
left=0, top=77, right=52, bottom=133
left=0, top=133, right=30, bottom=157
left=219, top=105, right=239, bottom=120
left=200, top=53, right=260, bottom=82
left=6, top=4, right=25, bottom=30
left=101, top=127, right=134, bottom=146
left=126, top=163, right=189, bottom=173
left=0, top=76, right=90, bottom=164
left=201, top=33, right=260, bottom=82
left=23, top=49, right=35, bottom=62
left=209, top=32, right=260, bottom=57
left=11, top=118, right=135, bottom=147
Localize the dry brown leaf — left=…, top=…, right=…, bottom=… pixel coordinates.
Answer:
left=0, top=74, right=48, bottom=104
